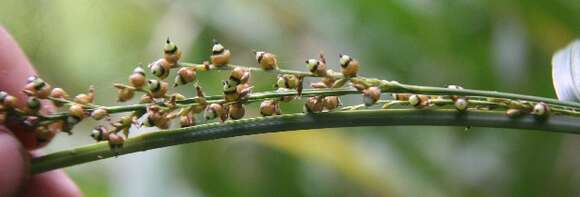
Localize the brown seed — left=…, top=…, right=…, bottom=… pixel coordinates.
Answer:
left=149, top=80, right=169, bottom=98
left=339, top=54, right=359, bottom=78
left=324, top=96, right=340, bottom=111
left=228, top=103, right=246, bottom=120
left=35, top=126, right=54, bottom=144
left=108, top=133, right=125, bottom=149
left=454, top=98, right=468, bottom=111
left=260, top=100, right=280, bottom=116
left=91, top=126, right=109, bottom=142
left=362, top=87, right=381, bottom=106
left=2, top=95, right=18, bottom=109
left=50, top=88, right=69, bottom=99
left=304, top=96, right=324, bottom=113
left=148, top=58, right=172, bottom=80
left=236, top=83, right=252, bottom=98
left=140, top=94, right=153, bottom=104
left=155, top=117, right=171, bottom=129
left=322, top=76, right=335, bottom=87
left=163, top=39, right=182, bottom=66
left=129, top=67, right=146, bottom=89
left=26, top=97, right=41, bottom=113
left=532, top=102, right=550, bottom=118
left=174, top=67, right=196, bottom=87
left=408, top=94, right=430, bottom=108
left=256, top=51, right=277, bottom=70
left=36, top=83, right=52, bottom=99
left=211, top=50, right=231, bottom=66
left=74, top=86, right=95, bottom=104
left=24, top=78, right=52, bottom=99
left=91, top=108, right=108, bottom=120
left=205, top=103, right=227, bottom=122
left=179, top=113, right=195, bottom=128
left=69, top=104, right=85, bottom=119
left=210, top=41, right=231, bottom=65
left=117, top=87, right=135, bottom=102
left=276, top=74, right=299, bottom=89
left=392, top=93, right=411, bottom=101
left=230, top=67, right=249, bottom=85
left=305, top=59, right=327, bottom=76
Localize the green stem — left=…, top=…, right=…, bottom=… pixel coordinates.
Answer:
left=31, top=109, right=580, bottom=174
left=380, top=81, right=580, bottom=109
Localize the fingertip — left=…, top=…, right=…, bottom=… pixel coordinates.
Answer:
left=20, top=169, right=83, bottom=197
left=0, top=26, right=58, bottom=149
left=0, top=128, right=29, bottom=196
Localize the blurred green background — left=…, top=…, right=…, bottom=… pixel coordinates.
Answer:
left=3, top=0, right=580, bottom=196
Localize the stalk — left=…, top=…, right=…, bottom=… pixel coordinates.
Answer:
left=31, top=109, right=580, bottom=174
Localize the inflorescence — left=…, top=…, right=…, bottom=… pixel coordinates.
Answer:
left=0, top=38, right=575, bottom=152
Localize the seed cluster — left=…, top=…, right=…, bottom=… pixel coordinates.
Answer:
left=0, top=39, right=562, bottom=151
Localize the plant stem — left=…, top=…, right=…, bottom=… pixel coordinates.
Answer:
left=379, top=80, right=580, bottom=109
left=31, top=108, right=580, bottom=174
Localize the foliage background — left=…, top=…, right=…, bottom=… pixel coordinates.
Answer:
left=2, top=0, right=580, bottom=196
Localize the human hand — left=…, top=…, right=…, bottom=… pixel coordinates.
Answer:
left=0, top=26, right=82, bottom=196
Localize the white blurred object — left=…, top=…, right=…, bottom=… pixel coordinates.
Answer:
left=552, top=40, right=580, bottom=101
